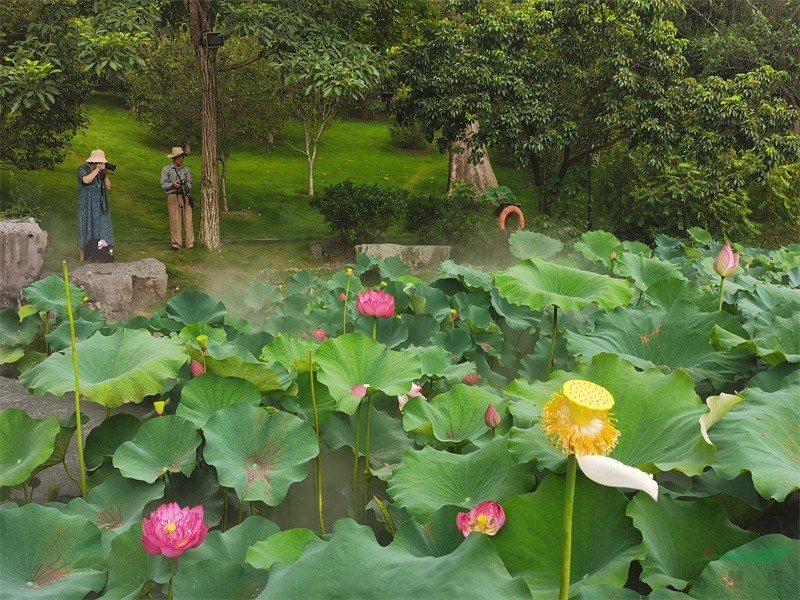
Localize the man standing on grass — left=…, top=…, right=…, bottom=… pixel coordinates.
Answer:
left=160, top=147, right=194, bottom=251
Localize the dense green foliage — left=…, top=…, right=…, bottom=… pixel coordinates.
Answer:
left=311, top=180, right=409, bottom=244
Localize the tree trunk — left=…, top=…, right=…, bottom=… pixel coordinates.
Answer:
left=448, top=120, right=498, bottom=196
left=185, top=0, right=220, bottom=251
left=219, top=153, right=228, bottom=212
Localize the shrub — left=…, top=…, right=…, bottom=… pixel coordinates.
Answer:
left=388, top=117, right=430, bottom=151
left=0, top=174, right=45, bottom=223
left=405, top=182, right=497, bottom=252
left=311, top=180, right=408, bottom=244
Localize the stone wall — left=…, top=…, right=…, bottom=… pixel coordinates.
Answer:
left=0, top=218, right=48, bottom=308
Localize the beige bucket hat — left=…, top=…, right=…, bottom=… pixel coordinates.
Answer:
left=85, top=149, right=108, bottom=163
left=167, top=146, right=186, bottom=158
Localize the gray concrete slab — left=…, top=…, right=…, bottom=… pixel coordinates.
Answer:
left=0, top=375, right=149, bottom=501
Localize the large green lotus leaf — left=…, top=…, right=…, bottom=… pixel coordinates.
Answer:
left=162, top=468, right=224, bottom=528
left=22, top=274, right=85, bottom=316
left=712, top=314, right=800, bottom=366
left=437, top=260, right=494, bottom=291
left=405, top=284, right=451, bottom=321
left=19, top=329, right=188, bottom=407
left=281, top=373, right=337, bottom=427
left=202, top=403, right=318, bottom=505
left=573, top=230, right=623, bottom=267
left=387, top=437, right=536, bottom=521
left=0, top=408, right=59, bottom=486
left=178, top=323, right=227, bottom=353
left=112, top=415, right=201, bottom=483
left=262, top=314, right=306, bottom=338
left=509, top=230, right=564, bottom=260
left=392, top=505, right=465, bottom=558
left=507, top=355, right=716, bottom=475
left=176, top=373, right=262, bottom=429
left=321, top=403, right=415, bottom=466
left=0, top=309, right=40, bottom=361
left=166, top=290, right=227, bottom=325
left=172, top=558, right=269, bottom=600
left=63, top=473, right=165, bottom=534
left=399, top=314, right=441, bottom=347
left=45, top=317, right=105, bottom=352
left=181, top=516, right=280, bottom=568
left=258, top=519, right=530, bottom=599
left=260, top=334, right=314, bottom=374
left=203, top=342, right=293, bottom=394
left=614, top=252, right=685, bottom=292
left=102, top=523, right=170, bottom=600
left=642, top=278, right=717, bottom=312
left=491, top=475, right=644, bottom=598
left=314, top=334, right=422, bottom=414
left=34, top=411, right=87, bottom=474
left=404, top=345, right=476, bottom=382
left=688, top=535, right=799, bottom=599
left=565, top=300, right=755, bottom=387
left=0, top=503, right=106, bottom=598
left=709, top=369, right=800, bottom=501
left=246, top=528, right=324, bottom=570
left=737, top=282, right=800, bottom=324
left=402, top=384, right=498, bottom=444
left=627, top=493, right=756, bottom=591
left=354, top=314, right=409, bottom=348
left=84, top=413, right=142, bottom=471
left=429, top=327, right=474, bottom=360
left=495, top=258, right=632, bottom=313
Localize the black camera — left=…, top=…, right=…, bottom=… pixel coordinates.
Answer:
left=105, top=163, right=117, bottom=172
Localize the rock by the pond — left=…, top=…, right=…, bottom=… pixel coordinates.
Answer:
left=355, top=243, right=451, bottom=270
left=0, top=218, right=48, bottom=308
left=70, top=258, right=168, bottom=321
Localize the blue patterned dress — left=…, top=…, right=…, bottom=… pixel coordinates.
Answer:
left=77, top=164, right=115, bottom=249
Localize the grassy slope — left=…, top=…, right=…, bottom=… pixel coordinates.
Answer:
left=1, top=95, right=536, bottom=294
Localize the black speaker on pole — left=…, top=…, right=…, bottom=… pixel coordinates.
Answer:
left=203, top=32, right=224, bottom=48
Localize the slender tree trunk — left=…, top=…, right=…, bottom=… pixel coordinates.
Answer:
left=185, top=0, right=220, bottom=251
left=448, top=120, right=498, bottom=196
left=219, top=153, right=229, bottom=212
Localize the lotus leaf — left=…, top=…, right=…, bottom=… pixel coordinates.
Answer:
left=314, top=333, right=422, bottom=414
left=102, top=523, right=170, bottom=600
left=22, top=274, right=85, bottom=317
left=509, top=230, right=564, bottom=260
left=20, top=329, right=188, bottom=407
left=246, top=528, right=324, bottom=570
left=573, top=230, right=623, bottom=267
left=113, top=415, right=201, bottom=483
left=176, top=373, right=262, bottom=429
left=182, top=516, right=280, bottom=568
left=0, top=408, right=59, bottom=486
left=84, top=413, right=142, bottom=471
left=166, top=290, right=227, bottom=325
left=202, top=403, right=318, bottom=505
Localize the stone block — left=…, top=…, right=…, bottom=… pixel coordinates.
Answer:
left=70, top=258, right=168, bottom=321
left=0, top=218, right=48, bottom=308
left=354, top=244, right=451, bottom=271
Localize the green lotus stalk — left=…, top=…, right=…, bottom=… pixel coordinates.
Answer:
left=353, top=401, right=362, bottom=519
left=309, top=350, right=326, bottom=535
left=363, top=397, right=373, bottom=515
left=717, top=275, right=725, bottom=312
left=343, top=267, right=353, bottom=332
left=559, top=454, right=577, bottom=600
left=63, top=261, right=87, bottom=500
left=546, top=305, right=559, bottom=378
left=168, top=557, right=176, bottom=600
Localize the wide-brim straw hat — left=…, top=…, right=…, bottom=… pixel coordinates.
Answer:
left=167, top=147, right=186, bottom=158
left=86, top=149, right=108, bottom=163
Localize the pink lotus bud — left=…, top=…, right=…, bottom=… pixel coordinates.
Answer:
left=484, top=404, right=501, bottom=429
left=456, top=501, right=505, bottom=537
left=398, top=383, right=426, bottom=411
left=450, top=309, right=459, bottom=321
left=190, top=360, right=204, bottom=377
left=339, top=292, right=346, bottom=302
left=464, top=372, right=478, bottom=385
left=352, top=383, right=370, bottom=398
left=713, top=243, right=739, bottom=278
left=356, top=290, right=395, bottom=318
left=141, top=503, right=208, bottom=558
left=312, top=328, right=327, bottom=340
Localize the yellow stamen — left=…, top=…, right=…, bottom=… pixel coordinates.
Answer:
left=541, top=380, right=620, bottom=456
left=165, top=522, right=176, bottom=533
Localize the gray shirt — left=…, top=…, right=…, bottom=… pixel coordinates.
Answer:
left=160, top=164, right=193, bottom=195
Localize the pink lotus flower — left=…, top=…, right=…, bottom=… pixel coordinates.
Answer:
left=190, top=360, right=204, bottom=377
left=356, top=290, right=394, bottom=318
left=484, top=404, right=501, bottom=429
left=398, top=383, right=426, bottom=411
left=141, top=503, right=208, bottom=558
left=352, top=383, right=370, bottom=398
left=456, top=501, right=506, bottom=537
left=312, top=328, right=327, bottom=340
left=464, top=372, right=478, bottom=385
left=713, top=243, right=739, bottom=278
left=339, top=292, right=346, bottom=302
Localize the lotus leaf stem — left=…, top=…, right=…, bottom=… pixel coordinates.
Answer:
left=353, top=402, right=363, bottom=519
left=546, top=305, right=559, bottom=378
left=363, top=397, right=373, bottom=516
left=559, top=454, right=577, bottom=600
left=309, top=350, right=326, bottom=534
left=222, top=487, right=228, bottom=531
left=343, top=269, right=353, bottom=333
left=63, top=261, right=87, bottom=499
left=717, top=274, right=725, bottom=312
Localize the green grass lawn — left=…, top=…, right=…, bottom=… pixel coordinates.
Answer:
left=1, top=94, right=538, bottom=293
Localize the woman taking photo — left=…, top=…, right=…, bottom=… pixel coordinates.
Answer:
left=77, top=149, right=115, bottom=261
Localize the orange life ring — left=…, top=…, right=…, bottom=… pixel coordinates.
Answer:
left=498, top=205, right=524, bottom=231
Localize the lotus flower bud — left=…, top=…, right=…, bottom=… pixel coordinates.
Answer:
left=464, top=372, right=478, bottom=385
left=713, top=243, right=739, bottom=278
left=484, top=404, right=501, bottom=429
left=312, top=328, right=327, bottom=340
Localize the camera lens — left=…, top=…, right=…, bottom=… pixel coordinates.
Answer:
left=105, top=163, right=117, bottom=171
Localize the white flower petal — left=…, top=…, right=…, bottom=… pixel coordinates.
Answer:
left=699, top=392, right=743, bottom=445
left=577, top=454, right=659, bottom=501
